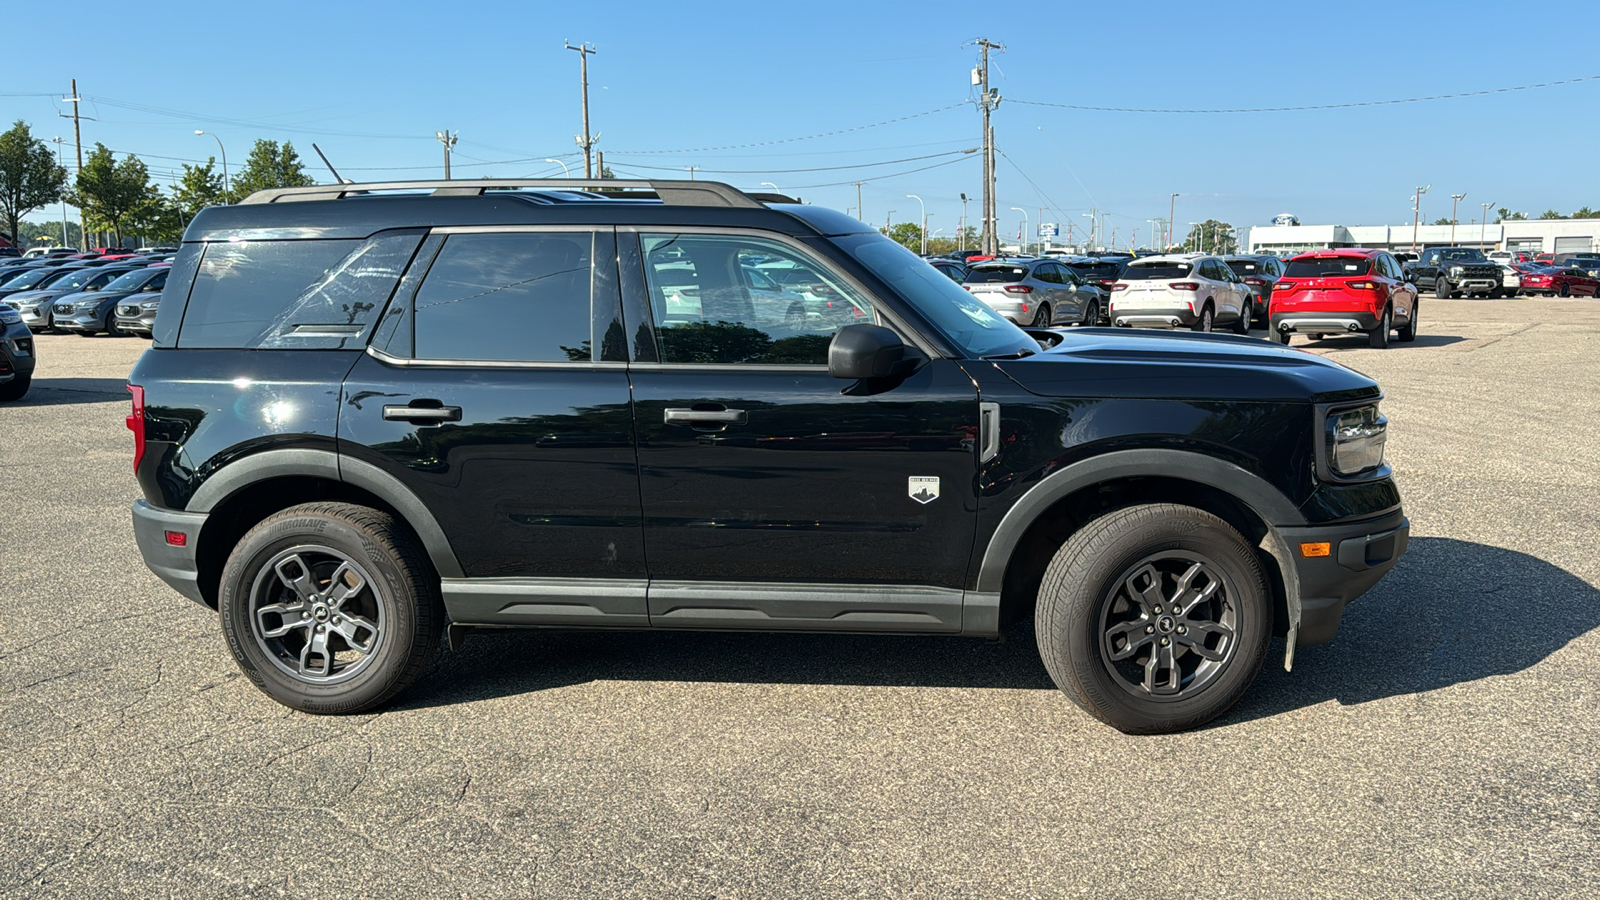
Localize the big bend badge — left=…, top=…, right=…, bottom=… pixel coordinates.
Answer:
left=908, top=476, right=940, bottom=505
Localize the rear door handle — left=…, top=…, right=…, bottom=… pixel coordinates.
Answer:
left=383, top=403, right=462, bottom=423
left=663, top=408, right=747, bottom=426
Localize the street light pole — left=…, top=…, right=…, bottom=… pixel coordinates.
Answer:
left=194, top=130, right=229, bottom=197
left=1411, top=184, right=1431, bottom=252
left=959, top=193, right=969, bottom=251
left=1450, top=192, right=1466, bottom=245
left=1480, top=200, right=1495, bottom=250
left=51, top=137, right=69, bottom=246
left=907, top=194, right=927, bottom=255
left=545, top=158, right=570, bottom=177
left=761, top=182, right=780, bottom=196
left=1169, top=193, right=1179, bottom=249
left=1011, top=207, right=1028, bottom=255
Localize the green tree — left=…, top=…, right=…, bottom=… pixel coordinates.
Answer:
left=0, top=120, right=67, bottom=249
left=1431, top=217, right=1454, bottom=226
left=1572, top=206, right=1597, bottom=219
left=17, top=219, right=82, bottom=248
left=229, top=139, right=314, bottom=201
left=1181, top=219, right=1238, bottom=255
left=172, top=158, right=227, bottom=221
left=1538, top=209, right=1564, bottom=220
left=883, top=221, right=923, bottom=252
left=72, top=143, right=158, bottom=244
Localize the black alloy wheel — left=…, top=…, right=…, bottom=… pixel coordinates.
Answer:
left=1559, top=284, right=1571, bottom=297
left=1080, top=300, right=1098, bottom=327
left=1434, top=277, right=1451, bottom=300
left=1034, top=503, right=1271, bottom=734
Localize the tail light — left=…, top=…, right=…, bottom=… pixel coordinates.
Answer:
left=126, top=384, right=146, bottom=472
left=1169, top=282, right=1200, bottom=291
left=1346, top=281, right=1377, bottom=290
left=1004, top=285, right=1033, bottom=294
left=1244, top=277, right=1266, bottom=285
left=1110, top=283, right=1128, bottom=291
left=1275, top=281, right=1298, bottom=293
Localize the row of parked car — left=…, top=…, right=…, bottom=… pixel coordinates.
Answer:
left=0, top=248, right=175, bottom=338
left=923, top=243, right=1598, bottom=351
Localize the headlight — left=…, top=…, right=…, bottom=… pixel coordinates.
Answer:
left=1449, top=266, right=1464, bottom=276
left=1326, top=405, right=1387, bottom=476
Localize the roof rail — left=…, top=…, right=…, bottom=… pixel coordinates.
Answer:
left=238, top=178, right=765, bottom=209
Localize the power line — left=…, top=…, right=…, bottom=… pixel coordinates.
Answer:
left=787, top=154, right=974, bottom=190
left=614, top=103, right=966, bottom=154
left=1009, top=74, right=1600, bottom=114
left=83, top=95, right=429, bottom=140
left=606, top=148, right=976, bottom=175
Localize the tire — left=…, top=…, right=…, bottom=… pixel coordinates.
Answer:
left=0, top=374, right=30, bottom=401
left=76, top=330, right=95, bottom=338
left=1368, top=306, right=1391, bottom=349
left=1397, top=300, right=1418, bottom=343
left=1080, top=300, right=1098, bottom=327
left=104, top=313, right=123, bottom=337
left=1031, top=302, right=1052, bottom=327
left=1272, top=327, right=1291, bottom=345
left=1190, top=304, right=1214, bottom=333
left=1034, top=503, right=1272, bottom=734
left=218, top=502, right=444, bottom=714
left=1434, top=277, right=1450, bottom=300
left=1559, top=284, right=1571, bottom=298
left=1231, top=303, right=1250, bottom=335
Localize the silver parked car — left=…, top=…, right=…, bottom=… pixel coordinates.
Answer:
left=963, top=258, right=1108, bottom=327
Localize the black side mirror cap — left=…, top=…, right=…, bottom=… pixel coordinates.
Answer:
left=828, top=324, right=925, bottom=381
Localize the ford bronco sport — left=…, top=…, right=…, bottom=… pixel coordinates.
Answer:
left=128, top=179, right=1408, bottom=733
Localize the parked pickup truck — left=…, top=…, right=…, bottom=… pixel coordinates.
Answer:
left=1405, top=247, right=1504, bottom=298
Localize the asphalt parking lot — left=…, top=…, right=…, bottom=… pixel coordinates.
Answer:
left=2, top=301, right=1597, bottom=898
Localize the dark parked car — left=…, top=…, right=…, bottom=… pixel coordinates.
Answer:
left=55, top=265, right=170, bottom=336
left=0, top=303, right=35, bottom=401
left=1222, top=254, right=1285, bottom=324
left=964, top=258, right=1108, bottom=326
left=128, top=178, right=1407, bottom=734
left=1406, top=247, right=1504, bottom=298
left=1060, top=257, right=1126, bottom=296
left=927, top=258, right=968, bottom=283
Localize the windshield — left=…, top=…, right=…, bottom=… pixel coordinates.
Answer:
left=965, top=265, right=1029, bottom=284
left=4, top=268, right=56, bottom=289
left=834, top=233, right=1035, bottom=359
left=1225, top=260, right=1262, bottom=275
left=50, top=269, right=104, bottom=291
left=1285, top=257, right=1371, bottom=277
left=103, top=268, right=159, bottom=292
left=1064, top=262, right=1122, bottom=279
left=1123, top=262, right=1192, bottom=280
left=1438, top=248, right=1488, bottom=263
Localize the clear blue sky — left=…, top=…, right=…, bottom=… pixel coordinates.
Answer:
left=6, top=0, right=1599, bottom=245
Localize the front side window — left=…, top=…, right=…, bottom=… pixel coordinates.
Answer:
left=413, top=231, right=610, bottom=362
left=641, top=233, right=874, bottom=365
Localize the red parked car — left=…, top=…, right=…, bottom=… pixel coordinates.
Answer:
left=1269, top=248, right=1420, bottom=348
left=1518, top=266, right=1600, bottom=297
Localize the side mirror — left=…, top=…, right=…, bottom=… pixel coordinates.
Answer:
left=828, top=324, right=924, bottom=381
left=1403, top=271, right=1416, bottom=283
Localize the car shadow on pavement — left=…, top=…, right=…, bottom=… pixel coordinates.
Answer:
left=1227, top=537, right=1599, bottom=725
left=1299, top=333, right=1466, bottom=350
left=8, top=377, right=129, bottom=406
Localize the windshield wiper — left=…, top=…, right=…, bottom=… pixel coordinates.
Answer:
left=982, top=347, right=1036, bottom=360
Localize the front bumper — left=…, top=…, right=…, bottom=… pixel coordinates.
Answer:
left=19, top=307, right=51, bottom=330
left=56, top=309, right=110, bottom=332
left=1271, top=310, right=1380, bottom=334
left=1276, top=508, right=1409, bottom=645
left=1, top=324, right=35, bottom=381
left=132, top=500, right=209, bottom=606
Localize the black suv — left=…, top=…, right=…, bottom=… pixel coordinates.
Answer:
left=129, top=180, right=1408, bottom=734
left=1407, top=247, right=1504, bottom=298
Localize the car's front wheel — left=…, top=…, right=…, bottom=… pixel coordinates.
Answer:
left=218, top=502, right=444, bottom=714
left=1434, top=277, right=1451, bottom=300
left=0, top=374, right=30, bottom=401
left=1035, top=504, right=1272, bottom=734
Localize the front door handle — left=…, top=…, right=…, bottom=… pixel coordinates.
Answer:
left=663, top=407, right=747, bottom=426
left=383, top=403, right=462, bottom=423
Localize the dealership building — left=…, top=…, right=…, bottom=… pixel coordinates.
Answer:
left=1245, top=218, right=1600, bottom=256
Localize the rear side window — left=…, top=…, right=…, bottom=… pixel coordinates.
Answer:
left=966, top=266, right=1028, bottom=283
left=1284, top=258, right=1372, bottom=278
left=178, top=240, right=361, bottom=348
left=1123, top=262, right=1191, bottom=280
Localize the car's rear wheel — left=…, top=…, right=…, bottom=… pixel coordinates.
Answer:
left=1231, top=303, right=1250, bottom=335
left=0, top=374, right=30, bottom=401
left=1080, top=300, right=1098, bottom=327
left=218, top=502, right=444, bottom=714
left=1272, top=327, right=1291, bottom=345
left=1031, top=302, right=1052, bottom=327
left=1559, top=284, right=1571, bottom=297
left=1397, top=301, right=1418, bottom=343
left=1034, top=503, right=1272, bottom=734
left=1368, top=306, right=1392, bottom=349
left=1190, top=304, right=1214, bottom=333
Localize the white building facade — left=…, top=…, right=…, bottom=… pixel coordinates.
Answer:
left=1246, top=219, right=1600, bottom=256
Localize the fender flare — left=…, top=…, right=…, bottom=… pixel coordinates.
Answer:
left=187, top=447, right=465, bottom=579
left=973, top=448, right=1305, bottom=595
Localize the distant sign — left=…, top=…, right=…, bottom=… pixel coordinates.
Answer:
left=1039, top=223, right=1058, bottom=237
left=1272, top=213, right=1300, bottom=227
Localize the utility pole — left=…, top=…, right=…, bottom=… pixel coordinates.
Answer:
left=64, top=80, right=85, bottom=247
left=853, top=182, right=865, bottom=222
left=685, top=165, right=698, bottom=180
left=435, top=130, right=458, bottom=179
left=885, top=209, right=895, bottom=234
left=1411, top=184, right=1431, bottom=252
left=1449, top=192, right=1466, bottom=245
left=597, top=150, right=606, bottom=179
left=566, top=40, right=599, bottom=178
left=971, top=38, right=1005, bottom=256
left=1480, top=200, right=1495, bottom=250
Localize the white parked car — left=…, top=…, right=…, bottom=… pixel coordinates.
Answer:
left=1108, top=254, right=1251, bottom=333
left=1497, top=264, right=1521, bottom=296
left=1487, top=250, right=1512, bottom=264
